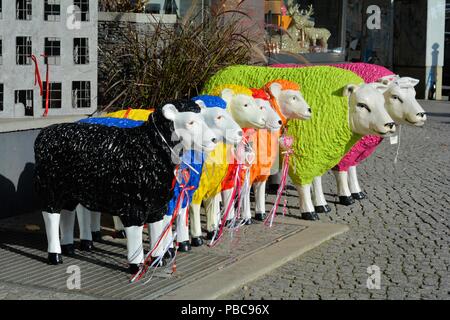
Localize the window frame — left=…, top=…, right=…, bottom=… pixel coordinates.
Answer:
left=16, top=36, right=32, bottom=65
left=74, top=0, right=90, bottom=22
left=73, top=38, right=89, bottom=65
left=44, top=0, right=61, bottom=22
left=44, top=37, right=61, bottom=65
left=72, top=81, right=91, bottom=109
left=42, top=82, right=62, bottom=109
left=15, top=89, right=34, bottom=116
left=0, top=83, right=4, bottom=112
left=16, top=0, right=32, bottom=21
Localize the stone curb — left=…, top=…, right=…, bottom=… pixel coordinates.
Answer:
left=159, top=219, right=349, bottom=300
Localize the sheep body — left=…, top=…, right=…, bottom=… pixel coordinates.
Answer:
left=203, top=65, right=364, bottom=185
left=34, top=103, right=199, bottom=227
left=272, top=63, right=395, bottom=171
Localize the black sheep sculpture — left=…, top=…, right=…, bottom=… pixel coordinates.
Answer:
left=34, top=100, right=216, bottom=272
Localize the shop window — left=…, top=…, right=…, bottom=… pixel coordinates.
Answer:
left=16, top=36, right=32, bottom=65
left=0, top=38, right=2, bottom=65
left=72, top=81, right=91, bottom=108
left=16, top=0, right=32, bottom=20
left=44, top=0, right=61, bottom=22
left=42, top=82, right=62, bottom=109
left=265, top=0, right=343, bottom=56
left=0, top=0, right=3, bottom=19
left=15, top=90, right=34, bottom=116
left=74, top=38, right=89, bottom=64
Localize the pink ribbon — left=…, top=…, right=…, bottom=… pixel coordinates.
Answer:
left=265, top=135, right=294, bottom=227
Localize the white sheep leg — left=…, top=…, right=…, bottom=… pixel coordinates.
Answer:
left=124, top=225, right=144, bottom=265
left=348, top=166, right=366, bottom=200
left=76, top=204, right=92, bottom=241
left=296, top=184, right=319, bottom=220
left=253, top=181, right=267, bottom=220
left=176, top=207, right=190, bottom=243
left=204, top=195, right=220, bottom=232
left=222, top=188, right=235, bottom=222
left=113, top=216, right=125, bottom=231
left=42, top=211, right=61, bottom=254
left=90, top=211, right=101, bottom=233
left=59, top=209, right=75, bottom=245
left=148, top=220, right=164, bottom=258
left=333, top=170, right=355, bottom=206
left=190, top=203, right=202, bottom=238
left=241, top=187, right=252, bottom=223
left=312, top=176, right=331, bottom=213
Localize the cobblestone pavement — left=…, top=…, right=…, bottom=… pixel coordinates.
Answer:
left=225, top=100, right=450, bottom=300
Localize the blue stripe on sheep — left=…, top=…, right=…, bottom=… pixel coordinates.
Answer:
left=79, top=117, right=144, bottom=128
left=33, top=100, right=202, bottom=227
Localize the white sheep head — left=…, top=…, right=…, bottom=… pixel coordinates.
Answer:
left=221, top=89, right=267, bottom=129
left=162, top=104, right=217, bottom=153
left=344, top=83, right=396, bottom=137
left=267, top=80, right=312, bottom=121
left=194, top=100, right=243, bottom=145
left=377, top=76, right=426, bottom=127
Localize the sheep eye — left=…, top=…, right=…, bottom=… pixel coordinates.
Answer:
left=188, top=121, right=195, bottom=125
left=244, top=104, right=249, bottom=107
left=357, top=103, right=371, bottom=113
left=392, top=95, right=398, bottom=100
left=392, top=95, right=403, bottom=103
left=260, top=106, right=264, bottom=110
left=292, top=97, right=297, bottom=101
left=216, top=116, right=223, bottom=120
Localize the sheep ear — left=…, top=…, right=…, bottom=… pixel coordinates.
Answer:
left=374, top=83, right=389, bottom=93
left=407, top=77, right=420, bottom=87
left=221, top=89, right=234, bottom=105
left=195, top=100, right=207, bottom=109
left=343, top=84, right=358, bottom=96
left=269, top=82, right=283, bottom=99
left=162, top=104, right=178, bottom=121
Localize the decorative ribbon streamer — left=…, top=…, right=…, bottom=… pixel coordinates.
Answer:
left=265, top=135, right=294, bottom=227
left=130, top=173, right=194, bottom=283
left=31, top=54, right=50, bottom=117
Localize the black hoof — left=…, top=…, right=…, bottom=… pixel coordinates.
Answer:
left=243, top=218, right=252, bottom=225
left=113, top=230, right=127, bottom=239
left=352, top=192, right=366, bottom=200
left=128, top=263, right=142, bottom=274
left=339, top=196, right=355, bottom=206
left=205, top=230, right=218, bottom=240
left=191, top=237, right=204, bottom=247
left=315, top=205, right=331, bottom=214
left=79, top=240, right=94, bottom=251
left=163, top=248, right=176, bottom=260
left=254, top=213, right=266, bottom=221
left=178, top=241, right=191, bottom=252
left=301, top=212, right=320, bottom=221
left=48, top=253, right=63, bottom=265
left=61, top=244, right=75, bottom=256
left=91, top=231, right=102, bottom=242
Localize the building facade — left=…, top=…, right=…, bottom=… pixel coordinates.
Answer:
left=0, top=0, right=98, bottom=118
